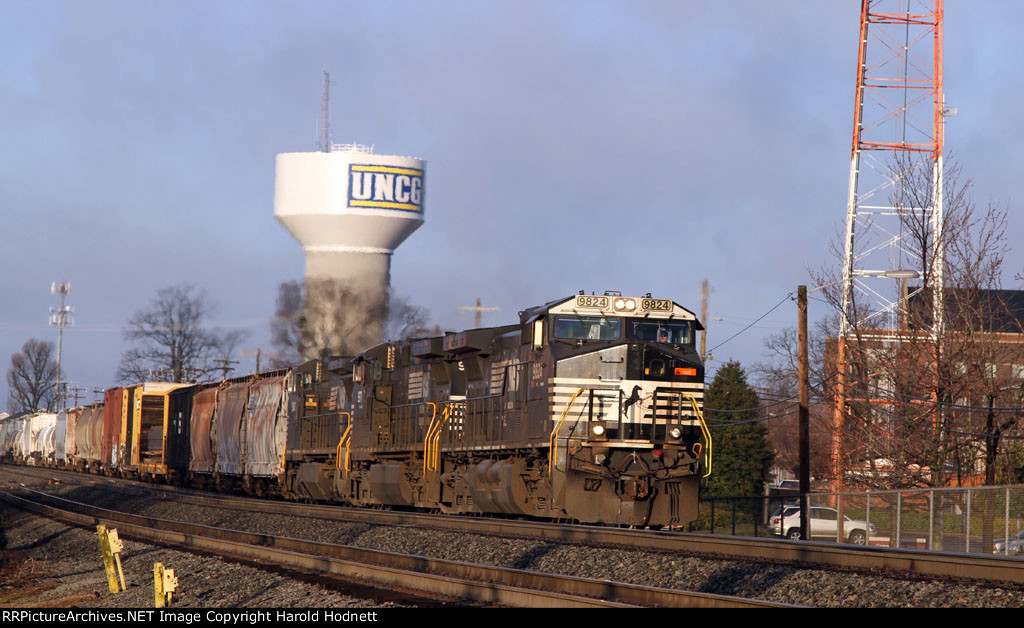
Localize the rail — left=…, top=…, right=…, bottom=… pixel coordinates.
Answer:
left=1, top=488, right=792, bottom=608
left=8, top=465, right=1024, bottom=586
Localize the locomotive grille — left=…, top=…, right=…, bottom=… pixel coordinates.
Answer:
left=643, top=389, right=702, bottom=422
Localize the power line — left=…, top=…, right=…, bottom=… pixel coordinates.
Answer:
left=707, top=293, right=793, bottom=355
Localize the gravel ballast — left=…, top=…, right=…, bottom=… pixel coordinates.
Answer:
left=0, top=506, right=404, bottom=608
left=3, top=468, right=1023, bottom=608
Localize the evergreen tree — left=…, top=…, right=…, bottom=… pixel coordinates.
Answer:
left=702, top=360, right=775, bottom=497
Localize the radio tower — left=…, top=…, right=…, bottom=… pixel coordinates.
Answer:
left=49, top=281, right=74, bottom=411
left=834, top=0, right=948, bottom=491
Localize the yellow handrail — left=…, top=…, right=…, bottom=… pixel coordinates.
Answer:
left=548, top=388, right=586, bottom=475
left=334, top=412, right=352, bottom=476
left=684, top=393, right=712, bottom=478
left=421, top=402, right=438, bottom=475
left=430, top=404, right=455, bottom=472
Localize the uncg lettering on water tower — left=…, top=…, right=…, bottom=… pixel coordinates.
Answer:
left=348, top=164, right=424, bottom=212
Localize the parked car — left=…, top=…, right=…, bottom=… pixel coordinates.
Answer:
left=770, top=506, right=876, bottom=544
left=992, top=529, right=1024, bottom=554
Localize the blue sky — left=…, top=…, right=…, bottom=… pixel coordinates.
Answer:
left=3, top=1, right=1023, bottom=408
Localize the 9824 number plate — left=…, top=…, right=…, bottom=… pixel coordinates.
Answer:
left=575, top=295, right=610, bottom=308
left=641, top=298, right=672, bottom=311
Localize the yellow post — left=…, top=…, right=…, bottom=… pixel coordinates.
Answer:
left=96, top=525, right=126, bottom=593
left=154, top=562, right=178, bottom=608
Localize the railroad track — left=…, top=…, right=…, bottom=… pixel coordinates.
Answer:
left=9, top=464, right=1023, bottom=588
left=0, top=486, right=791, bottom=608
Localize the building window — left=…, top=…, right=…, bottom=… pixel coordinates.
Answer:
left=1013, top=365, right=1024, bottom=380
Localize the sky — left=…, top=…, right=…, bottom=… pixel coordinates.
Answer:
left=3, top=1, right=1024, bottom=409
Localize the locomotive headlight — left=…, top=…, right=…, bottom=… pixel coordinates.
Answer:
left=614, top=298, right=625, bottom=309
left=625, top=299, right=636, bottom=310
left=613, top=298, right=636, bottom=312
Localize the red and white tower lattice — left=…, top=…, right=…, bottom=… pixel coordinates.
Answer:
left=834, top=0, right=949, bottom=490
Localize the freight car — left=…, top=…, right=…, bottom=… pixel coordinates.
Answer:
left=0, top=292, right=709, bottom=527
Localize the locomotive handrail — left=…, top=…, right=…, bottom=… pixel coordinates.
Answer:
left=421, top=403, right=438, bottom=474
left=548, top=388, right=586, bottom=475
left=433, top=403, right=462, bottom=471
left=684, top=393, right=712, bottom=478
left=377, top=362, right=531, bottom=452
left=426, top=403, right=459, bottom=473
left=334, top=412, right=353, bottom=476
left=428, top=407, right=446, bottom=472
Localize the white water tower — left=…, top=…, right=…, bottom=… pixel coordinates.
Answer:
left=274, top=144, right=426, bottom=353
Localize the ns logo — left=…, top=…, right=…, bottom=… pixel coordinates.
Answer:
left=348, top=164, right=424, bottom=212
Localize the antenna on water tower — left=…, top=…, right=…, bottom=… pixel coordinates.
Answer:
left=318, top=70, right=331, bottom=153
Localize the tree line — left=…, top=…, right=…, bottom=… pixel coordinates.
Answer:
left=6, top=280, right=430, bottom=413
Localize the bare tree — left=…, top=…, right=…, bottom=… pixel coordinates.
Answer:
left=6, top=339, right=58, bottom=413
left=269, top=280, right=305, bottom=367
left=116, top=284, right=248, bottom=383
left=754, top=316, right=836, bottom=481
left=384, top=294, right=431, bottom=341
left=755, top=316, right=835, bottom=397
left=270, top=278, right=431, bottom=366
left=814, top=156, right=1021, bottom=492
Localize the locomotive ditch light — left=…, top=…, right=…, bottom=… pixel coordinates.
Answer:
left=590, top=422, right=608, bottom=440
left=669, top=427, right=682, bottom=441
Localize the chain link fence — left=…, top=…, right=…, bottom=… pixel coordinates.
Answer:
left=693, top=485, right=1024, bottom=556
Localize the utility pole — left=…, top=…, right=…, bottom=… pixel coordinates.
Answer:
left=798, top=286, right=810, bottom=540
left=66, top=384, right=87, bottom=408
left=212, top=357, right=239, bottom=380
left=700, top=280, right=709, bottom=362
left=458, top=298, right=499, bottom=329
left=49, top=281, right=73, bottom=411
left=240, top=349, right=273, bottom=373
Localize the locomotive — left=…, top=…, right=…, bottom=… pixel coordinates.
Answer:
left=0, top=291, right=709, bottom=527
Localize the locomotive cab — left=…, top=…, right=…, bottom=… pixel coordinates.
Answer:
left=536, top=292, right=709, bottom=526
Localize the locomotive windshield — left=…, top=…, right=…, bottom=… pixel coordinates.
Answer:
left=552, top=315, right=621, bottom=340
left=630, top=320, right=694, bottom=344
